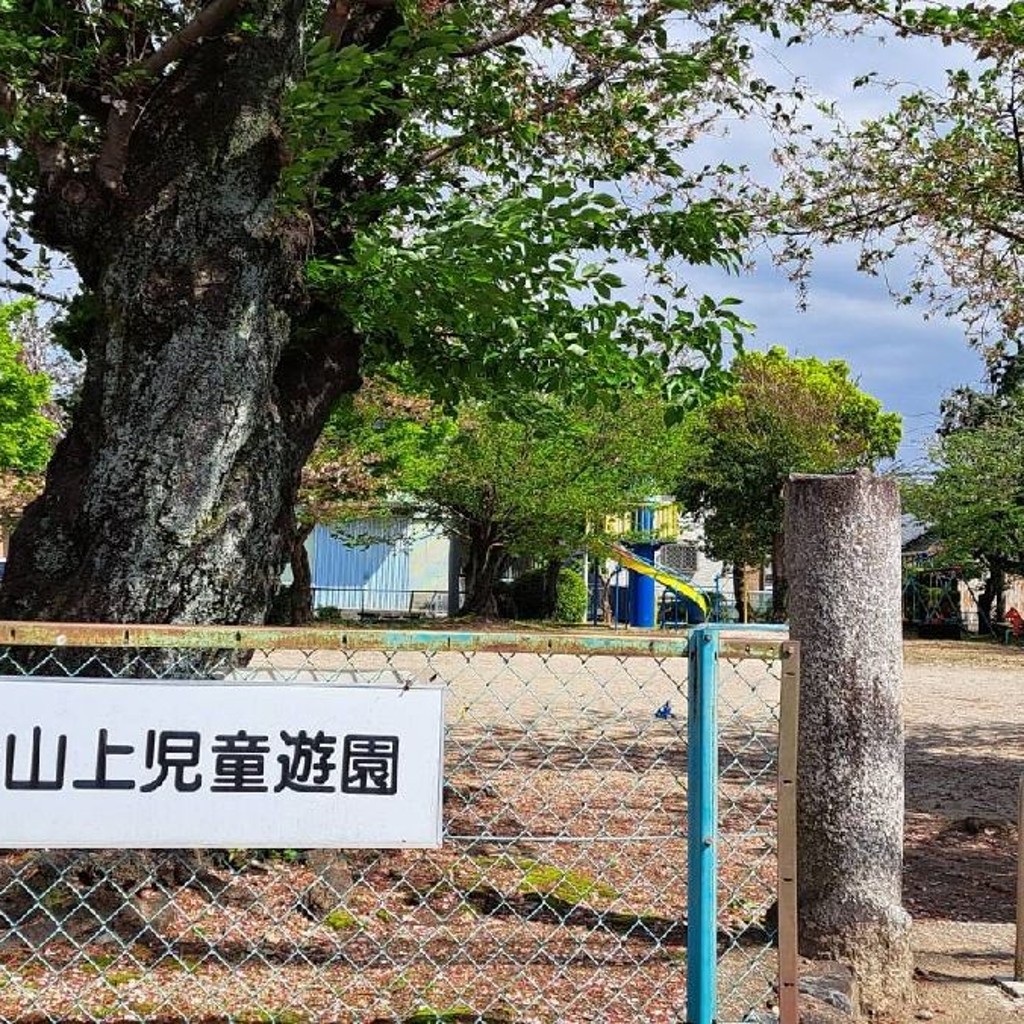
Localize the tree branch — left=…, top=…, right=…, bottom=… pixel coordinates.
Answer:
left=415, top=2, right=668, bottom=173
left=418, top=70, right=605, bottom=170
left=323, top=0, right=398, bottom=47
left=973, top=215, right=1024, bottom=248
left=94, top=0, right=247, bottom=190
left=1009, top=71, right=1024, bottom=197
left=0, top=279, right=71, bottom=308
left=140, top=0, right=247, bottom=79
left=777, top=201, right=919, bottom=239
left=95, top=105, right=139, bottom=192
left=456, top=0, right=567, bottom=58
left=0, top=79, right=14, bottom=119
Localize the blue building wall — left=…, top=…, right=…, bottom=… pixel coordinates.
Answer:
left=310, top=517, right=450, bottom=614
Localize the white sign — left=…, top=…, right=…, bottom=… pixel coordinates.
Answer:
left=0, top=675, right=444, bottom=848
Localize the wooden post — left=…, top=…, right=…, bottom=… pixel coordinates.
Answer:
left=1016, top=776, right=1024, bottom=982
left=778, top=640, right=800, bottom=1024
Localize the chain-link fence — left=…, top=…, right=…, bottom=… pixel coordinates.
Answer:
left=0, top=624, right=796, bottom=1024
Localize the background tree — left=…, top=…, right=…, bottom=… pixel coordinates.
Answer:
left=769, top=11, right=1024, bottom=358
left=414, top=390, right=690, bottom=616
left=0, top=301, right=61, bottom=559
left=0, top=0, right=791, bottom=628
left=675, top=347, right=901, bottom=618
left=939, top=341, right=1024, bottom=435
left=903, top=393, right=1024, bottom=632
left=283, top=376, right=451, bottom=622
left=0, top=302, right=58, bottom=475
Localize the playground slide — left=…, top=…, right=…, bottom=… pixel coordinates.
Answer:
left=608, top=543, right=710, bottom=617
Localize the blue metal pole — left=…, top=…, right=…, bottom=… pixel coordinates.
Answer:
left=687, top=627, right=718, bottom=1024
left=629, top=505, right=657, bottom=627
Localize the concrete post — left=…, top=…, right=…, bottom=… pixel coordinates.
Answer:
left=784, top=470, right=912, bottom=1017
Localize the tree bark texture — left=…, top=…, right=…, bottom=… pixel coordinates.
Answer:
left=287, top=522, right=316, bottom=625
left=784, top=470, right=913, bottom=1018
left=458, top=524, right=506, bottom=617
left=0, top=1, right=364, bottom=627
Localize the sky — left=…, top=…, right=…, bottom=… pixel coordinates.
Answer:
left=680, top=23, right=987, bottom=471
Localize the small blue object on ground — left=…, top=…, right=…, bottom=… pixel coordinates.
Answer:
left=654, top=700, right=676, bottom=720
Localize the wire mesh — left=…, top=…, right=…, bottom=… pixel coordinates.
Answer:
left=716, top=640, right=792, bottom=1023
left=0, top=627, right=791, bottom=1024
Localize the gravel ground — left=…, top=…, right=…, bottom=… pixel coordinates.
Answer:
left=0, top=641, right=783, bottom=1024
left=901, top=640, right=1024, bottom=1023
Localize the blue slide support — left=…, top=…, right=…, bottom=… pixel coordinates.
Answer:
left=628, top=505, right=657, bottom=627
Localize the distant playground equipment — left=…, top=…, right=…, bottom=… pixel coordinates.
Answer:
left=596, top=502, right=711, bottom=628
left=608, top=542, right=710, bottom=625
left=901, top=564, right=964, bottom=639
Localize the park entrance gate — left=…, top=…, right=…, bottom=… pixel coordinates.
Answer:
left=0, top=623, right=797, bottom=1023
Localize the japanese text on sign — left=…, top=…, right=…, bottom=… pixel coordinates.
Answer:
left=5, top=727, right=400, bottom=796
left=0, top=676, right=443, bottom=849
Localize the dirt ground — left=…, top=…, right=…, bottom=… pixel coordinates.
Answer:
left=0, top=635, right=1018, bottom=1022
left=902, top=639, right=1024, bottom=1023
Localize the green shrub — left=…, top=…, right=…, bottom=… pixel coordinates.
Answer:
left=553, top=567, right=587, bottom=623
left=496, top=563, right=588, bottom=622
left=314, top=605, right=346, bottom=624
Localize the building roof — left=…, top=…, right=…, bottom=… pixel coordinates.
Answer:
left=901, top=515, right=930, bottom=549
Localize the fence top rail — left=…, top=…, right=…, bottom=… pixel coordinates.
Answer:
left=0, top=621, right=788, bottom=661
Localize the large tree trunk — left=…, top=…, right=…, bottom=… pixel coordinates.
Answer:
left=287, top=522, right=317, bottom=625
left=458, top=524, right=506, bottom=617
left=0, top=1, right=362, bottom=630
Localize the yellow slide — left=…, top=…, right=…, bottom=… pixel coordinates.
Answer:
left=608, top=543, right=711, bottom=618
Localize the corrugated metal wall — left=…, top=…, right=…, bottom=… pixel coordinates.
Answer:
left=311, top=518, right=451, bottom=613
left=312, top=519, right=411, bottom=612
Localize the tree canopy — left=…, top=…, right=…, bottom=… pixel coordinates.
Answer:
left=0, top=0, right=826, bottom=626
left=267, top=375, right=452, bottom=621
left=299, top=377, right=452, bottom=527
left=0, top=0, right=781, bottom=406
left=418, top=390, right=692, bottom=614
left=768, top=8, right=1024, bottom=355
left=675, top=346, right=901, bottom=616
left=939, top=340, right=1024, bottom=435
left=299, top=384, right=691, bottom=616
